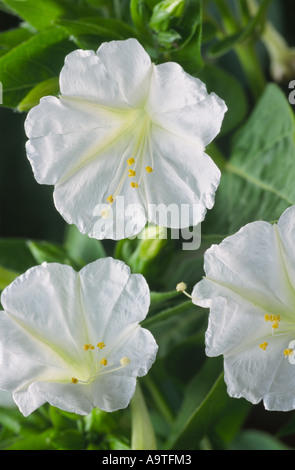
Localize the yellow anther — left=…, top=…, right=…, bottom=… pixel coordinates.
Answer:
left=127, top=157, right=135, bottom=166
left=100, top=358, right=108, bottom=366
left=71, top=377, right=78, bottom=384
left=106, top=195, right=114, bottom=204
left=130, top=182, right=138, bottom=188
left=259, top=342, right=268, bottom=351
left=97, top=342, right=106, bottom=350
left=128, top=169, right=136, bottom=177
left=83, top=344, right=94, bottom=351
left=120, top=356, right=130, bottom=367
left=284, top=348, right=294, bottom=357
left=145, top=166, right=153, bottom=173
left=264, top=313, right=281, bottom=328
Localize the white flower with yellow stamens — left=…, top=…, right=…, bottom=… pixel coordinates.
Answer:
left=0, top=257, right=158, bottom=416
left=24, top=38, right=227, bottom=240
left=192, top=205, right=295, bottom=411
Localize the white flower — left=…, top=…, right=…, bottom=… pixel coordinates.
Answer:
left=0, top=257, right=158, bottom=416
left=24, top=38, right=227, bottom=240
left=192, top=205, right=295, bottom=411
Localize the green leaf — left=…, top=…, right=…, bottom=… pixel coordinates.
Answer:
left=63, top=224, right=106, bottom=267
left=203, top=83, right=295, bottom=236
left=0, top=239, right=36, bottom=273
left=26, top=240, right=79, bottom=268
left=230, top=430, right=290, bottom=450
left=51, top=429, right=86, bottom=450
left=0, top=27, right=74, bottom=108
left=55, top=16, right=138, bottom=49
left=1, top=0, right=93, bottom=31
left=165, top=358, right=237, bottom=450
left=131, top=383, right=157, bottom=450
left=84, top=408, right=119, bottom=435
left=0, top=26, right=34, bottom=57
left=0, top=265, right=19, bottom=290
left=197, top=64, right=248, bottom=135
left=17, top=76, right=59, bottom=112
left=5, top=429, right=57, bottom=450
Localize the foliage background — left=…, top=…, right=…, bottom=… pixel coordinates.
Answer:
left=1, top=0, right=295, bottom=450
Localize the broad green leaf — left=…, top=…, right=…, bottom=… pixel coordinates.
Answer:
left=0, top=265, right=19, bottom=291
left=131, top=383, right=157, bottom=450
left=1, top=0, right=93, bottom=31
left=165, top=358, right=233, bottom=450
left=230, top=430, right=290, bottom=450
left=0, top=26, right=34, bottom=57
left=0, top=27, right=74, bottom=108
left=0, top=239, right=36, bottom=273
left=17, top=77, right=59, bottom=112
left=55, top=16, right=138, bottom=49
left=203, top=83, right=295, bottom=236
left=27, top=240, right=79, bottom=268
left=198, top=65, right=248, bottom=135
left=6, top=429, right=57, bottom=450
left=63, top=224, right=106, bottom=267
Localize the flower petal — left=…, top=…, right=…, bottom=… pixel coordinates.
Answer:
left=142, top=125, right=221, bottom=227
left=192, top=206, right=295, bottom=410
left=60, top=39, right=152, bottom=108
left=0, top=258, right=157, bottom=415
left=146, top=62, right=227, bottom=146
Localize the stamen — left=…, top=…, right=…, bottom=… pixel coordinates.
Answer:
left=145, top=166, right=153, bottom=173
left=83, top=344, right=95, bottom=351
left=100, top=358, right=108, bottom=366
left=128, top=169, right=136, bottom=177
left=284, top=348, right=294, bottom=357
left=176, top=282, right=193, bottom=299
left=264, top=313, right=281, bottom=330
left=71, top=377, right=78, bottom=384
left=120, top=356, right=130, bottom=367
left=127, top=157, right=135, bottom=166
left=101, top=208, right=110, bottom=219
left=272, top=320, right=280, bottom=329
left=130, top=182, right=138, bottom=188
left=259, top=342, right=268, bottom=351
left=97, top=342, right=106, bottom=349
left=106, top=195, right=114, bottom=204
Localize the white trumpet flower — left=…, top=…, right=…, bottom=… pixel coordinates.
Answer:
left=25, top=38, right=226, bottom=240
left=192, top=205, right=295, bottom=411
left=0, top=257, right=158, bottom=416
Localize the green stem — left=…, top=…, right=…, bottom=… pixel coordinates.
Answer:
left=130, top=382, right=157, bottom=450
left=141, top=300, right=193, bottom=328
left=143, top=375, right=174, bottom=426
left=150, top=290, right=182, bottom=304
left=235, top=41, right=265, bottom=99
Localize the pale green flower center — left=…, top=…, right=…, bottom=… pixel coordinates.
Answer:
left=71, top=341, right=130, bottom=385
left=104, top=110, right=154, bottom=211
